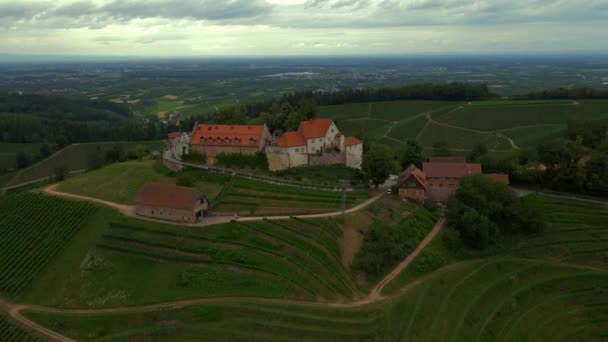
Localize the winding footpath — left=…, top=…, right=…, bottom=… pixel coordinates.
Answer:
left=42, top=183, right=385, bottom=227
left=2, top=198, right=445, bottom=341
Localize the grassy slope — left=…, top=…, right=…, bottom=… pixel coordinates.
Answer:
left=15, top=194, right=608, bottom=341
left=320, top=99, right=608, bottom=154
left=58, top=161, right=173, bottom=205
left=6, top=141, right=164, bottom=187
left=0, top=143, right=42, bottom=170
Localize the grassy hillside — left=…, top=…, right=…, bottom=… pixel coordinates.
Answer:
left=0, top=143, right=43, bottom=171
left=58, top=161, right=173, bottom=205
left=0, top=313, right=43, bottom=341
left=0, top=192, right=96, bottom=299
left=23, top=205, right=361, bottom=308
left=5, top=141, right=164, bottom=187
left=320, top=99, right=608, bottom=154
left=20, top=194, right=608, bottom=341
left=56, top=162, right=370, bottom=215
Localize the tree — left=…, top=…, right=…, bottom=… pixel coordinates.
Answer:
left=468, top=143, right=488, bottom=162
left=297, top=97, right=318, bottom=120
left=432, top=141, right=451, bottom=157
left=15, top=151, right=30, bottom=169
left=134, top=145, right=149, bottom=161
left=38, top=143, right=52, bottom=159
left=54, top=166, right=68, bottom=181
left=446, top=175, right=544, bottom=250
left=363, top=144, right=397, bottom=188
left=399, top=139, right=424, bottom=169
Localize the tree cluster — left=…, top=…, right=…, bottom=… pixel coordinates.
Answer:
left=519, top=87, right=608, bottom=100
left=0, top=93, right=168, bottom=145
left=446, top=176, right=546, bottom=250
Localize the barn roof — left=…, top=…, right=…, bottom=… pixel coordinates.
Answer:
left=190, top=124, right=266, bottom=147
left=275, top=131, right=307, bottom=147
left=398, top=164, right=427, bottom=189
left=422, top=161, right=482, bottom=178
left=299, top=118, right=334, bottom=139
left=345, top=136, right=363, bottom=146
left=135, top=182, right=203, bottom=211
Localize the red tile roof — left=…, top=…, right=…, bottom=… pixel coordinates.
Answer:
left=429, top=156, right=467, bottom=163
left=135, top=182, right=204, bottom=211
left=398, top=164, right=427, bottom=189
left=484, top=173, right=510, bottom=185
left=345, top=136, right=363, bottom=146
left=276, top=132, right=307, bottom=147
left=422, top=161, right=482, bottom=179
left=190, top=124, right=266, bottom=147
left=299, top=118, right=334, bottom=139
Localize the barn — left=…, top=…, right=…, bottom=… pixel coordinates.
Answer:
left=135, top=182, right=208, bottom=223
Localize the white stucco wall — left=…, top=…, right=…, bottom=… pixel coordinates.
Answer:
left=346, top=143, right=363, bottom=169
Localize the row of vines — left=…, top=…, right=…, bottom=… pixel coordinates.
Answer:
left=0, top=192, right=96, bottom=298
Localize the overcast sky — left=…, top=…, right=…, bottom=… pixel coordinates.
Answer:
left=0, top=0, right=607, bottom=56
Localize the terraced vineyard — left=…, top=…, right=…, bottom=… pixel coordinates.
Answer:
left=0, top=192, right=96, bottom=298
left=82, top=215, right=361, bottom=304
left=320, top=99, right=608, bottom=154
left=213, top=176, right=369, bottom=215
left=0, top=314, right=43, bottom=342
left=21, top=258, right=608, bottom=341
left=509, top=195, right=608, bottom=268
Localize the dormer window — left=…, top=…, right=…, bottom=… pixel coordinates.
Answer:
left=208, top=137, right=214, bottom=143
left=216, top=137, right=222, bottom=143
left=225, top=138, right=231, bottom=144
left=234, top=138, right=241, bottom=144
left=249, top=138, right=256, bottom=145
left=200, top=137, right=205, bottom=143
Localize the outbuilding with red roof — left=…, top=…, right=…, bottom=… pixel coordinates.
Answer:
left=135, top=182, right=208, bottom=223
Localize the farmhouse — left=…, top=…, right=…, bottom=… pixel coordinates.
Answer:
left=189, top=124, right=272, bottom=164
left=398, top=157, right=509, bottom=203
left=135, top=182, right=208, bottom=223
left=266, top=118, right=363, bottom=171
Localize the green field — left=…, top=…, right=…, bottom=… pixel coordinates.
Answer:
left=58, top=161, right=173, bottom=205
left=0, top=143, right=43, bottom=170
left=21, top=206, right=361, bottom=308
left=320, top=99, right=608, bottom=153
left=0, top=192, right=96, bottom=299
left=2, top=188, right=608, bottom=340
left=0, top=314, right=42, bottom=341
left=55, top=162, right=370, bottom=215
left=214, top=175, right=370, bottom=215
left=5, top=141, right=164, bottom=188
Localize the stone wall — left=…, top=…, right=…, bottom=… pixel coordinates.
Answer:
left=266, top=146, right=308, bottom=171
left=135, top=204, right=199, bottom=223
left=309, top=151, right=346, bottom=167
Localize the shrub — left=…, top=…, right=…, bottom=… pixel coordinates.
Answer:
left=216, top=152, right=268, bottom=170
left=182, top=150, right=207, bottom=163
left=176, top=173, right=197, bottom=187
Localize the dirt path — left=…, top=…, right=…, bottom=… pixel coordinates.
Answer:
left=42, top=183, right=384, bottom=227
left=367, top=218, right=444, bottom=301
left=1, top=218, right=443, bottom=341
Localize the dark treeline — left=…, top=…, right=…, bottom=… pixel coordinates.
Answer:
left=176, top=82, right=497, bottom=133
left=518, top=87, right=608, bottom=100
left=0, top=93, right=168, bottom=145
left=245, top=82, right=496, bottom=116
